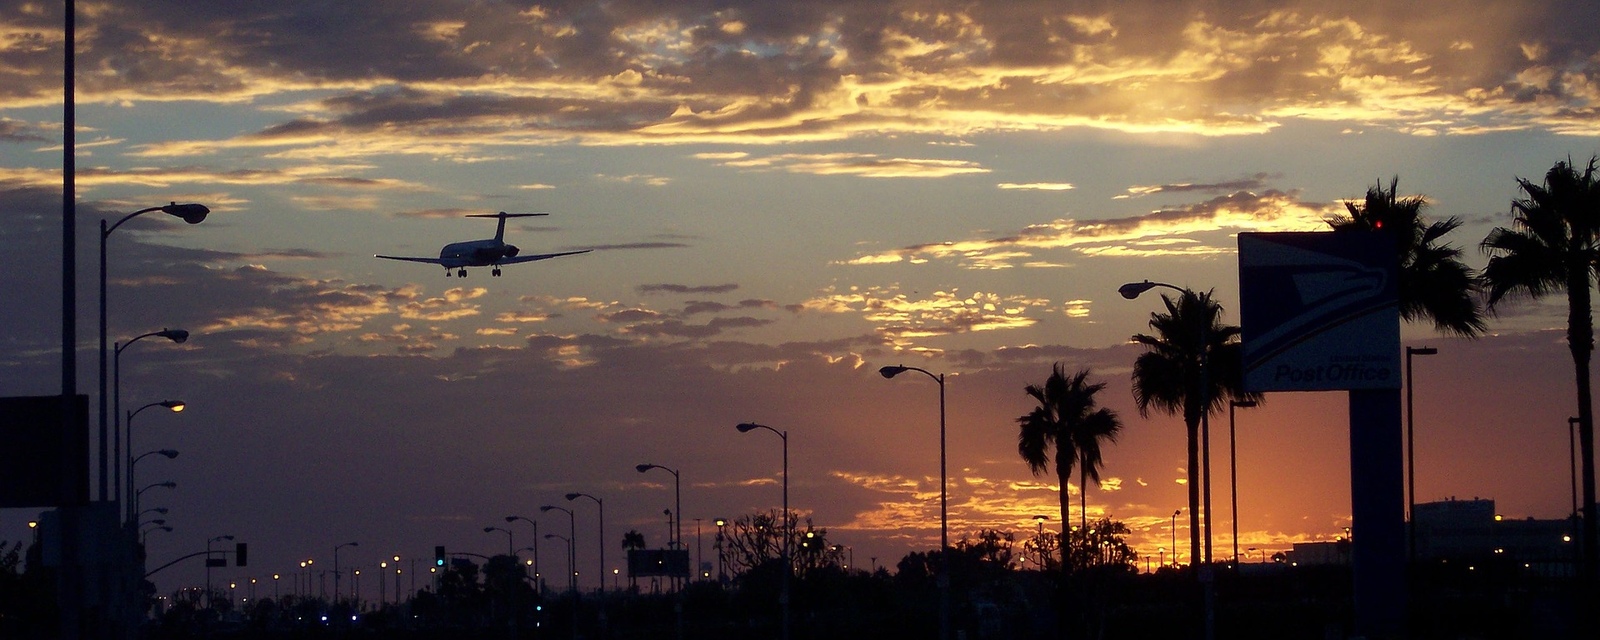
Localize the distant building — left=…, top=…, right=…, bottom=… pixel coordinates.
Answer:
left=1287, top=497, right=1582, bottom=571
left=1413, top=497, right=1578, bottom=565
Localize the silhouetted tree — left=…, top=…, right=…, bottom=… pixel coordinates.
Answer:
left=1017, top=364, right=1121, bottom=554
left=1064, top=517, right=1137, bottom=572
left=1481, top=157, right=1600, bottom=582
left=1131, top=290, right=1253, bottom=565
left=722, top=510, right=833, bottom=578
left=1329, top=177, right=1486, bottom=336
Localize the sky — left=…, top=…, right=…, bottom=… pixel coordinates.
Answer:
left=1, top=0, right=1598, bottom=598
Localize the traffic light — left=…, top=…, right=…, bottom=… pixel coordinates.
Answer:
left=235, top=543, right=248, bottom=567
left=435, top=545, right=446, bottom=566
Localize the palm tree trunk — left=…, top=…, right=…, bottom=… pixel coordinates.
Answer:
left=1057, top=461, right=1072, bottom=572
left=1080, top=461, right=1088, bottom=533
left=1185, top=413, right=1202, bottom=567
left=1567, top=269, right=1597, bottom=584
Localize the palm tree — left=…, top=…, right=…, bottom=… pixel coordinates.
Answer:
left=1130, top=289, right=1252, bottom=566
left=1017, top=364, right=1121, bottom=553
left=1328, top=177, right=1486, bottom=337
left=1480, top=157, right=1600, bottom=583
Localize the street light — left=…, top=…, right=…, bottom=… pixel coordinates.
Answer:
left=334, top=541, right=358, bottom=602
left=1405, top=345, right=1437, bottom=562
left=1171, top=509, right=1182, bottom=566
left=130, top=448, right=178, bottom=520
left=1121, top=280, right=1215, bottom=564
left=877, top=363, right=950, bottom=640
left=539, top=505, right=577, bottom=595
left=736, top=422, right=790, bottom=640
left=1229, top=400, right=1257, bottom=564
left=141, top=524, right=172, bottom=545
left=99, top=202, right=208, bottom=502
left=636, top=462, right=682, bottom=592
left=1032, top=515, right=1050, bottom=569
left=506, top=515, right=540, bottom=593
left=125, top=400, right=183, bottom=524
left=484, top=526, right=514, bottom=557
left=113, top=327, right=187, bottom=515
left=714, top=517, right=728, bottom=583
left=566, top=492, right=605, bottom=595
left=207, top=534, right=234, bottom=610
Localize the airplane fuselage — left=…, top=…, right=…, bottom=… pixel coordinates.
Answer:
left=438, top=238, right=521, bottom=268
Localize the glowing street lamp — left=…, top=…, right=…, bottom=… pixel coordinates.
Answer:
left=506, top=515, right=540, bottom=593
left=125, top=400, right=183, bottom=523
left=113, top=327, right=187, bottom=515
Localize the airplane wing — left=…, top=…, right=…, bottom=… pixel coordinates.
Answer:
left=375, top=254, right=448, bottom=265
left=498, top=249, right=592, bottom=265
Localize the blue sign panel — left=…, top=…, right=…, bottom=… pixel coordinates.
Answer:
left=1238, top=232, right=1400, bottom=392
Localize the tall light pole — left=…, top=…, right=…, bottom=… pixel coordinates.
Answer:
left=113, top=328, right=187, bottom=516
left=506, top=515, right=540, bottom=593
left=484, top=526, right=514, bottom=557
left=1229, top=400, right=1256, bottom=564
left=1570, top=416, right=1582, bottom=568
left=334, top=541, right=358, bottom=603
left=545, top=532, right=579, bottom=640
left=125, top=400, right=183, bottom=524
left=539, top=505, right=576, bottom=595
left=1032, top=515, right=1049, bottom=569
left=1405, top=345, right=1437, bottom=562
left=1121, top=280, right=1213, bottom=564
left=714, top=518, right=728, bottom=584
left=99, top=203, right=207, bottom=501
left=736, top=422, right=790, bottom=640
left=877, top=364, right=949, bottom=640
left=635, top=464, right=681, bottom=588
left=206, top=534, right=233, bottom=610
left=566, top=492, right=604, bottom=594
left=1171, top=509, right=1181, bottom=565
left=129, top=449, right=177, bottom=520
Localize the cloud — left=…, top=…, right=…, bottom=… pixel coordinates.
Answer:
left=704, top=152, right=990, bottom=178
left=844, top=189, right=1333, bottom=268
left=1116, top=173, right=1277, bottom=198
left=998, top=182, right=1075, bottom=191
left=637, top=283, right=740, bottom=295
left=800, top=285, right=1050, bottom=343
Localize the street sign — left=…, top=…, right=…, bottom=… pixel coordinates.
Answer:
left=1238, top=231, right=1399, bottom=392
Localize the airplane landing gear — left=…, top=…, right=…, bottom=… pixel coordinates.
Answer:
left=457, top=268, right=468, bottom=278
left=492, top=268, right=502, bottom=277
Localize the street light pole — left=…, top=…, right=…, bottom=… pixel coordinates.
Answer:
left=114, top=328, right=187, bottom=517
left=1122, top=280, right=1213, bottom=565
left=635, top=464, right=681, bottom=589
left=129, top=449, right=177, bottom=520
left=1405, top=346, right=1437, bottom=562
left=736, top=422, right=790, bottom=640
left=99, top=204, right=207, bottom=502
left=484, top=526, right=514, bottom=557
left=124, top=400, right=183, bottom=524
left=877, top=364, right=950, bottom=640
left=506, top=516, right=540, bottom=593
left=566, top=493, right=605, bottom=595
left=1229, top=400, right=1256, bottom=564
left=334, top=541, right=358, bottom=603
left=539, top=505, right=576, bottom=595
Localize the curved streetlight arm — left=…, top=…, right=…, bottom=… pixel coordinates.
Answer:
left=105, top=203, right=210, bottom=236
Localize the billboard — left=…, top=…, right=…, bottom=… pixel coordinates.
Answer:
left=0, top=395, right=89, bottom=508
left=627, top=549, right=690, bottom=578
left=1238, top=232, right=1400, bottom=392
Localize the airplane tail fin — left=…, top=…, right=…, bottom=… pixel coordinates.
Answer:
left=467, top=212, right=549, bottom=243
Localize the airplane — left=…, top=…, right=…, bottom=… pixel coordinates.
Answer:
left=376, top=212, right=590, bottom=277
